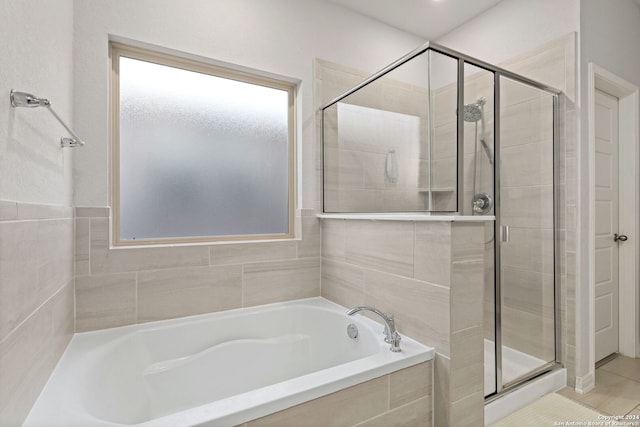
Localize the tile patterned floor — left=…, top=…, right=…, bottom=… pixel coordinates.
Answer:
left=559, top=355, right=640, bottom=417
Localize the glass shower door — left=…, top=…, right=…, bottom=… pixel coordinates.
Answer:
left=497, top=76, right=556, bottom=389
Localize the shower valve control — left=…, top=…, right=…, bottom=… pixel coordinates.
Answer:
left=614, top=233, right=628, bottom=242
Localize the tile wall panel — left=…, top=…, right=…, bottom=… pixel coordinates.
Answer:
left=320, top=258, right=365, bottom=308
left=414, top=221, right=452, bottom=286
left=245, top=361, right=432, bottom=427
left=137, top=265, right=243, bottom=322
left=345, top=220, right=414, bottom=277
left=0, top=305, right=53, bottom=427
left=75, top=208, right=321, bottom=331
left=365, top=268, right=451, bottom=356
left=0, top=202, right=74, bottom=426
left=243, top=258, right=320, bottom=307
left=75, top=272, right=136, bottom=332
left=319, top=216, right=486, bottom=427
left=247, top=376, right=389, bottom=427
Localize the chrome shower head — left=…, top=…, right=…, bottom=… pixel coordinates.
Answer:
left=463, top=97, right=487, bottom=122
left=463, top=104, right=482, bottom=122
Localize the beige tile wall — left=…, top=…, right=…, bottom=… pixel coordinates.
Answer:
left=317, top=59, right=456, bottom=213
left=320, top=218, right=486, bottom=427
left=240, top=361, right=433, bottom=427
left=74, top=207, right=321, bottom=332
left=0, top=200, right=74, bottom=426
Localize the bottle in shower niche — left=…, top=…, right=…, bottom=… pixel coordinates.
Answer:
left=385, top=149, right=398, bottom=184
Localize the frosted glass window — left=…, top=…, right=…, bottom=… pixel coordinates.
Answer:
left=112, top=44, right=294, bottom=244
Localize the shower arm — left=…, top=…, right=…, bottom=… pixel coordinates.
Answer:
left=10, top=90, right=85, bottom=148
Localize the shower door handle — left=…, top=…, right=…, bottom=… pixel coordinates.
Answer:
left=614, top=233, right=628, bottom=242
left=500, top=225, right=510, bottom=243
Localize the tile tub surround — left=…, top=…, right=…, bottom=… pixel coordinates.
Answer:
left=74, top=207, right=321, bottom=332
left=321, top=218, right=487, bottom=427
left=242, top=361, right=433, bottom=427
left=0, top=201, right=75, bottom=426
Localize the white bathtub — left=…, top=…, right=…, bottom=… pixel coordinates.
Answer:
left=25, top=297, right=434, bottom=427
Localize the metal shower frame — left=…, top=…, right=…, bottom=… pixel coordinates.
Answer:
left=320, top=40, right=563, bottom=400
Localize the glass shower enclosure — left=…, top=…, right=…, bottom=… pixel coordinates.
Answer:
left=321, top=41, right=560, bottom=398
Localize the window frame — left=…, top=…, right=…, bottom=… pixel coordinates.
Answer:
left=109, top=42, right=296, bottom=247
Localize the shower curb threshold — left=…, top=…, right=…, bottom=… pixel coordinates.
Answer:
left=485, top=368, right=567, bottom=426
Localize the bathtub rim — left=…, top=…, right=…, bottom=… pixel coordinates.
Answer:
left=25, top=296, right=435, bottom=427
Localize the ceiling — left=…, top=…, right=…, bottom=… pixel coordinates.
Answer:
left=324, top=0, right=505, bottom=40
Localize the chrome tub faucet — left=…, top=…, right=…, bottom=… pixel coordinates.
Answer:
left=347, top=306, right=401, bottom=352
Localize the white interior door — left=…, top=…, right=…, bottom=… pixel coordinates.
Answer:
left=594, top=89, right=620, bottom=362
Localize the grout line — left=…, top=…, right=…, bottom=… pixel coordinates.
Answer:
left=598, top=367, right=640, bottom=385
left=387, top=373, right=391, bottom=410
left=627, top=402, right=640, bottom=416
left=412, top=221, right=416, bottom=280
left=0, top=279, right=73, bottom=346
left=241, top=264, right=245, bottom=308
left=134, top=271, right=139, bottom=324
left=319, top=216, right=323, bottom=298
left=88, top=218, right=92, bottom=277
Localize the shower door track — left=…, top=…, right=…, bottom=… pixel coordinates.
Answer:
left=485, top=361, right=563, bottom=404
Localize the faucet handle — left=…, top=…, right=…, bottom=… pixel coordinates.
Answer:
left=383, top=314, right=395, bottom=343
left=347, top=306, right=402, bottom=352
left=389, top=331, right=402, bottom=352
left=382, top=315, right=402, bottom=352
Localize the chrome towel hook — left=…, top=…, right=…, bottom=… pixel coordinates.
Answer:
left=10, top=89, right=85, bottom=148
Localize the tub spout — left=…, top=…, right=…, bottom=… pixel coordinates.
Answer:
left=347, top=306, right=401, bottom=352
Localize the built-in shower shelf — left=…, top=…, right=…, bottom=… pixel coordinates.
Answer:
left=318, top=213, right=494, bottom=222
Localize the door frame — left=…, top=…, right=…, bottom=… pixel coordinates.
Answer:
left=586, top=63, right=639, bottom=386
left=593, top=88, right=621, bottom=363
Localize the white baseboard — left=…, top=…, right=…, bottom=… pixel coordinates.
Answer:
left=574, top=372, right=595, bottom=394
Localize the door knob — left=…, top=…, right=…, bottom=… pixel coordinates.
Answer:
left=614, top=233, right=628, bottom=242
